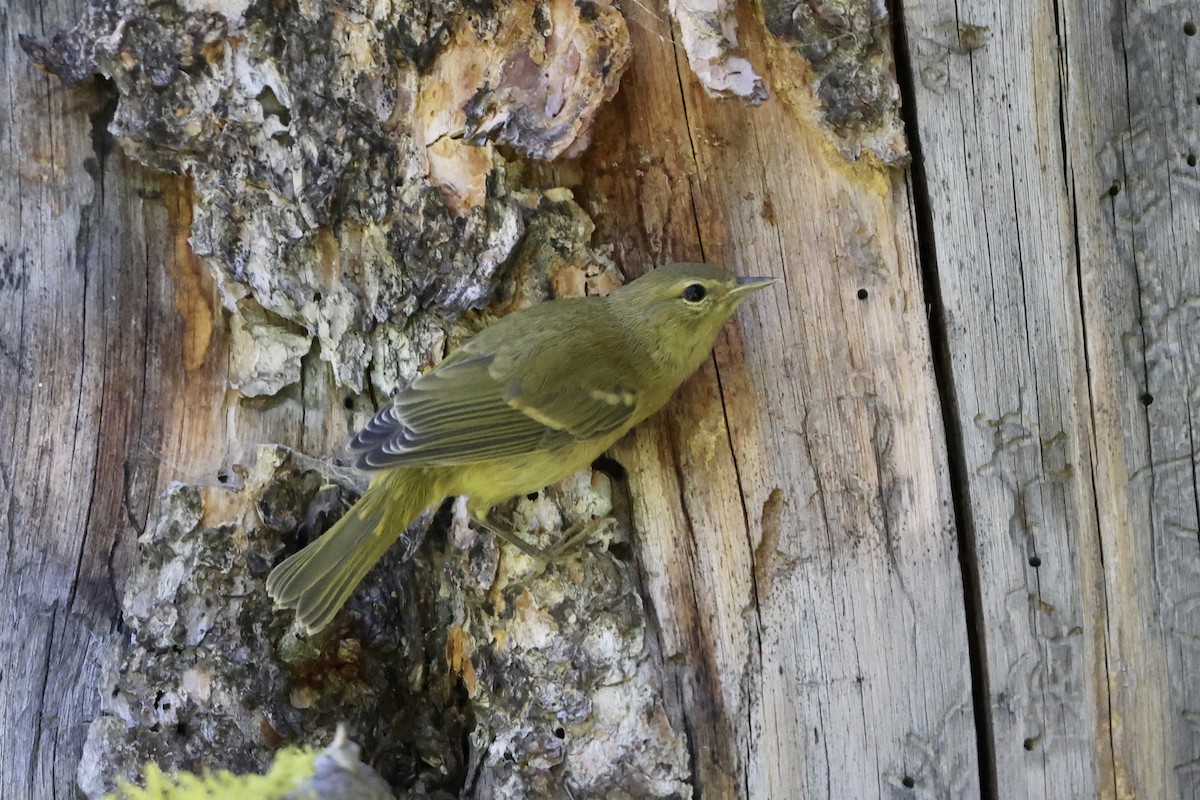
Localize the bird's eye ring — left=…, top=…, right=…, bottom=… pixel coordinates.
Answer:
left=682, top=283, right=707, bottom=302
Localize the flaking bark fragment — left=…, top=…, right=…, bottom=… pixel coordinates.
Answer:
left=448, top=476, right=691, bottom=799
left=286, top=726, right=395, bottom=800
left=21, top=0, right=630, bottom=394
left=228, top=299, right=313, bottom=398
left=669, top=0, right=768, bottom=104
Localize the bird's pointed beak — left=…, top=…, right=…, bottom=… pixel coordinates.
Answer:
left=730, top=275, right=781, bottom=300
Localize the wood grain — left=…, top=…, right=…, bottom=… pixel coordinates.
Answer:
left=576, top=2, right=980, bottom=796
left=902, top=0, right=1200, bottom=796
left=0, top=3, right=347, bottom=796
left=1, top=2, right=158, bottom=793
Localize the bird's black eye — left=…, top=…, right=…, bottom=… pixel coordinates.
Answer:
left=682, top=283, right=707, bottom=302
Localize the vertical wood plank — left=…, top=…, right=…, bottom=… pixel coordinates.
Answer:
left=1062, top=2, right=1200, bottom=795
left=903, top=2, right=1114, bottom=794
left=902, top=0, right=1198, bottom=794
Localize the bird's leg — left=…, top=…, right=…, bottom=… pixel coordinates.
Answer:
left=472, top=512, right=610, bottom=562
left=544, top=516, right=611, bottom=560
left=472, top=514, right=556, bottom=560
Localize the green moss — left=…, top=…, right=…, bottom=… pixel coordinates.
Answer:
left=105, top=747, right=320, bottom=800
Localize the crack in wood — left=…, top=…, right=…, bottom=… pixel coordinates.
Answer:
left=891, top=1, right=998, bottom=795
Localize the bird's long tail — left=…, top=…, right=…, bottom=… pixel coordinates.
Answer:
left=266, top=469, right=436, bottom=634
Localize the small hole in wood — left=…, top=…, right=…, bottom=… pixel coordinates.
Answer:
left=857, top=288, right=869, bottom=300
left=1186, top=20, right=1197, bottom=35
left=216, top=470, right=229, bottom=484
left=553, top=726, right=566, bottom=739
left=343, top=396, right=354, bottom=410
left=176, top=721, right=189, bottom=737
left=902, top=776, right=915, bottom=789
left=1107, top=181, right=1121, bottom=197
left=1188, top=152, right=1197, bottom=167
left=526, top=492, right=539, bottom=501
left=1140, top=392, right=1154, bottom=406
left=1029, top=555, right=1042, bottom=568
left=312, top=292, right=322, bottom=302
left=1023, top=737, right=1035, bottom=751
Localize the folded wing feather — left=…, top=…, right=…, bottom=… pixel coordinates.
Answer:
left=350, top=343, right=639, bottom=470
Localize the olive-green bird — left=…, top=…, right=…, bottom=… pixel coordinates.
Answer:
left=266, top=262, right=778, bottom=633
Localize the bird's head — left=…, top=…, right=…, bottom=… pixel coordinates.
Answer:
left=608, top=262, right=779, bottom=372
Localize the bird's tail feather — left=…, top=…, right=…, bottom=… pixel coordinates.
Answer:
left=266, top=470, right=434, bottom=634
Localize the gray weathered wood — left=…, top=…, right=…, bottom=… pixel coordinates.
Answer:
left=903, top=0, right=1200, bottom=795
left=1062, top=2, right=1200, bottom=792
left=1, top=3, right=165, bottom=795
left=575, top=3, right=981, bottom=795
left=0, top=4, right=341, bottom=797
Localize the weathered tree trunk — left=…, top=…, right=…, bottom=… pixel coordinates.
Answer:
left=0, top=7, right=195, bottom=796
left=2, top=0, right=1196, bottom=799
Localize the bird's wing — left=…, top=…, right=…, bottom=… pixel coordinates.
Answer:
left=350, top=328, right=640, bottom=470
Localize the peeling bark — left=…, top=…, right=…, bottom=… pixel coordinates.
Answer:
left=669, top=0, right=767, bottom=104
left=77, top=447, right=468, bottom=797
left=81, top=445, right=687, bottom=798
left=21, top=0, right=630, bottom=394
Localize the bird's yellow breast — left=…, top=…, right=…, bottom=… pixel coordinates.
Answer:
left=446, top=427, right=630, bottom=517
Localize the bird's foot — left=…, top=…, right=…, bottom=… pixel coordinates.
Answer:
left=474, top=514, right=610, bottom=564
left=546, top=516, right=610, bottom=560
